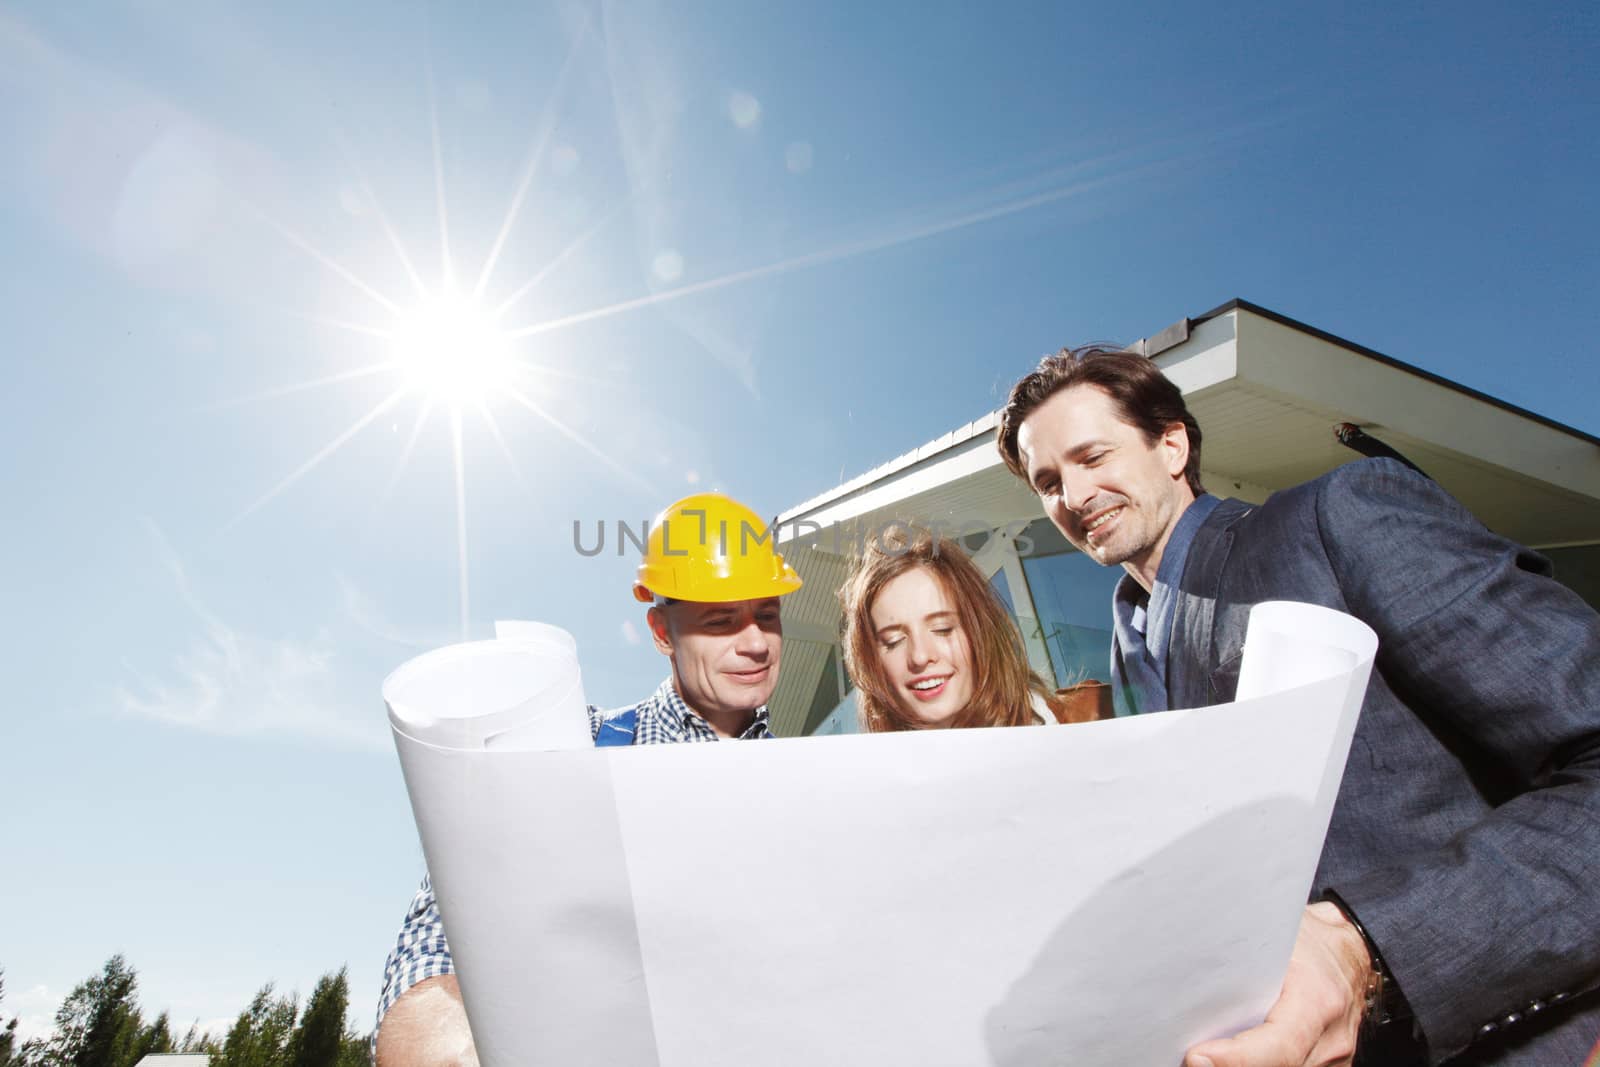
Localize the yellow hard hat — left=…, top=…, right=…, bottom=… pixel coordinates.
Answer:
left=632, top=493, right=804, bottom=604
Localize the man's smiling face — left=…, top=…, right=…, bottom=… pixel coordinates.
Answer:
left=1015, top=383, right=1195, bottom=588
left=651, top=596, right=783, bottom=718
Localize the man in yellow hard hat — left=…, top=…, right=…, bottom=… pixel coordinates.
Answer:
left=373, top=493, right=802, bottom=1067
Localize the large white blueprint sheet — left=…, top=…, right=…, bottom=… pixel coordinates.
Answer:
left=385, top=602, right=1377, bottom=1066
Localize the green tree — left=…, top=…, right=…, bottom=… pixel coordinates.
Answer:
left=332, top=1033, right=369, bottom=1067
left=27, top=955, right=144, bottom=1067
left=71, top=955, right=142, bottom=1067
left=34, top=984, right=84, bottom=1065
left=285, top=969, right=347, bottom=1067
left=216, top=985, right=297, bottom=1067
left=0, top=959, right=371, bottom=1067
left=0, top=968, right=21, bottom=1067
left=13, top=1040, right=48, bottom=1067
left=127, top=1011, right=172, bottom=1063
left=176, top=1021, right=219, bottom=1056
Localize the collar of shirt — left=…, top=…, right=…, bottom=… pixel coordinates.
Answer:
left=1144, top=493, right=1221, bottom=667
left=1111, top=493, right=1220, bottom=715
left=634, top=677, right=775, bottom=743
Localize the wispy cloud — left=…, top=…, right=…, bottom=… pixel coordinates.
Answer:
left=337, top=575, right=451, bottom=651
left=114, top=520, right=422, bottom=750
left=12, top=983, right=61, bottom=1044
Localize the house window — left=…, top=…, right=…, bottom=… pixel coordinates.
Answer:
left=802, top=646, right=860, bottom=735
left=1016, top=519, right=1122, bottom=688
left=989, top=567, right=1016, bottom=614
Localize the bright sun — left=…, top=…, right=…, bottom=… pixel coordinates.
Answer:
left=390, top=288, right=517, bottom=409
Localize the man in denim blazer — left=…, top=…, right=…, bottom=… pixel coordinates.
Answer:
left=999, top=346, right=1600, bottom=1066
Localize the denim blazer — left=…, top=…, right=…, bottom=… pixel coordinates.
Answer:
left=1163, top=458, right=1600, bottom=1065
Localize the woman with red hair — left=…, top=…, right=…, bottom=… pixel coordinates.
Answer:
left=839, top=529, right=1109, bottom=731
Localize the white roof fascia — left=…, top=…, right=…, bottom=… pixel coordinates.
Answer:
left=1148, top=310, right=1240, bottom=396
left=778, top=419, right=1002, bottom=539
left=1233, top=310, right=1600, bottom=499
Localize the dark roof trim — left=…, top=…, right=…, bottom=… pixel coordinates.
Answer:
left=1193, top=299, right=1600, bottom=449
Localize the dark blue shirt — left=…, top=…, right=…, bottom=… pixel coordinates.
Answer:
left=1111, top=494, right=1220, bottom=716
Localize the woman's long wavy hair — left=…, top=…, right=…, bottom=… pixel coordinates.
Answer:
left=840, top=530, right=1046, bottom=731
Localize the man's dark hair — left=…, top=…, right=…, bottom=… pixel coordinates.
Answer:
left=996, top=344, right=1205, bottom=496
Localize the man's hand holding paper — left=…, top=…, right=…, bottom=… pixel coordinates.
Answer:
left=1185, top=902, right=1372, bottom=1067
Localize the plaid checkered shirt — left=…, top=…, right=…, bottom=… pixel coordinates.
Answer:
left=374, top=677, right=774, bottom=1033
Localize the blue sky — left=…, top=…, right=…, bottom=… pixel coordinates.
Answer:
left=1, top=0, right=1596, bottom=1040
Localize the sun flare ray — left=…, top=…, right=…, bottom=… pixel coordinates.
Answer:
left=383, top=400, right=436, bottom=500
left=504, top=356, right=619, bottom=392
left=226, top=391, right=408, bottom=530
left=491, top=190, right=636, bottom=320
left=451, top=409, right=470, bottom=640
left=336, top=137, right=432, bottom=301
left=291, top=313, right=397, bottom=341
left=478, top=403, right=526, bottom=487
left=252, top=205, right=404, bottom=317
left=505, top=386, right=656, bottom=496
left=502, top=156, right=1184, bottom=342
left=473, top=19, right=593, bottom=302
left=203, top=362, right=399, bottom=412
left=425, top=56, right=453, bottom=285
